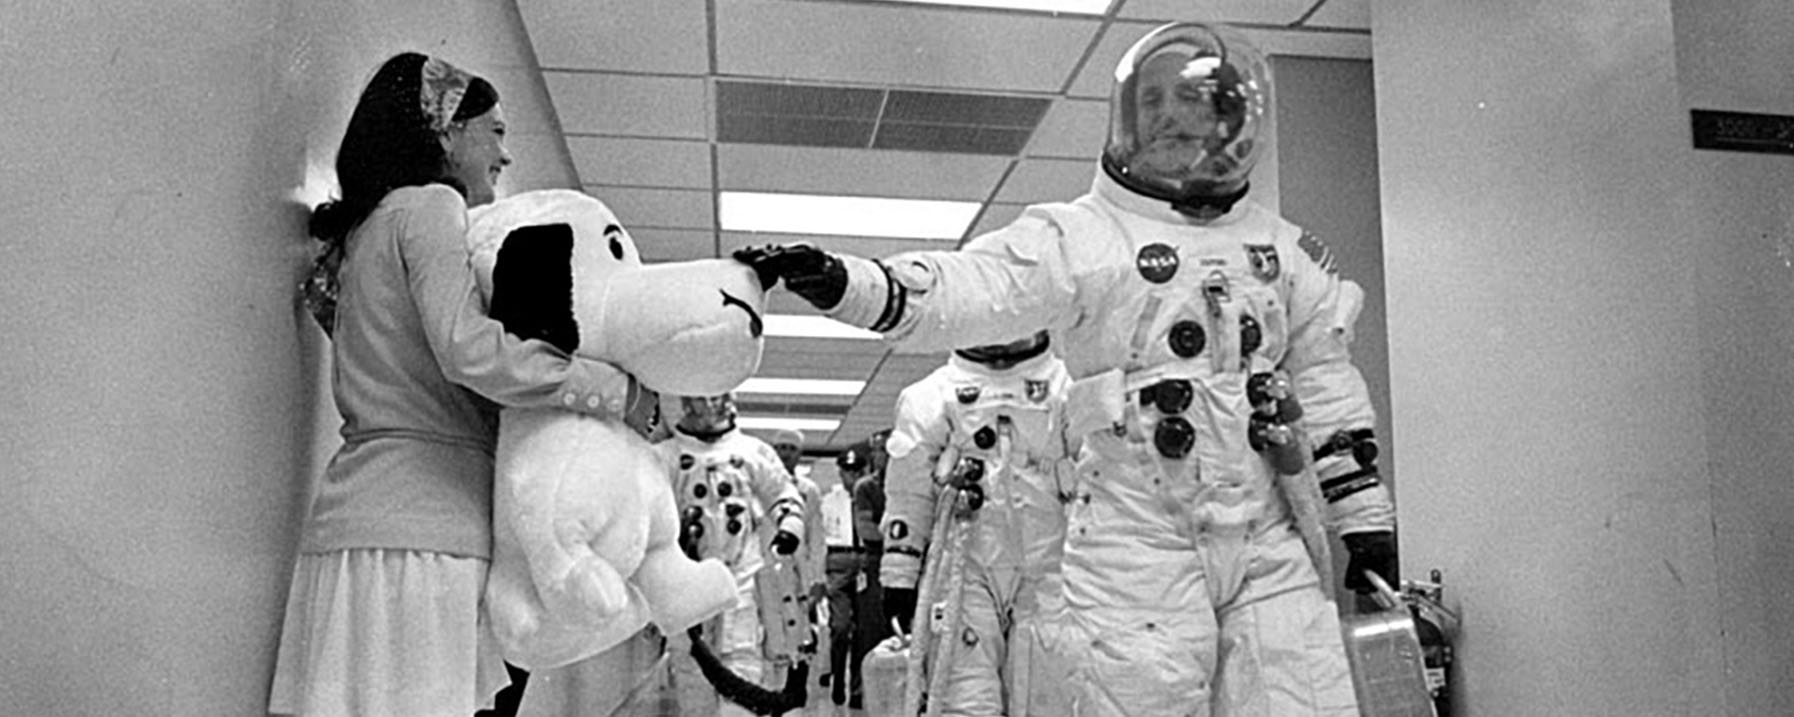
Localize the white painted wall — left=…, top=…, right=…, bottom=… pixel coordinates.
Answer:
left=1275, top=54, right=1390, bottom=489
left=0, top=2, right=569, bottom=713
left=1374, top=0, right=1794, bottom=713
left=1672, top=2, right=1794, bottom=714
left=1273, top=55, right=1397, bottom=611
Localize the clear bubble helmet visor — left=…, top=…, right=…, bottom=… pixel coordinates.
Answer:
left=1103, top=23, right=1271, bottom=203
left=679, top=393, right=738, bottom=432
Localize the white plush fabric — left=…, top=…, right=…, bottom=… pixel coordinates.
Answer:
left=465, top=189, right=769, bottom=669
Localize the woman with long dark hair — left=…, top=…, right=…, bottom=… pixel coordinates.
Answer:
left=270, top=52, right=650, bottom=716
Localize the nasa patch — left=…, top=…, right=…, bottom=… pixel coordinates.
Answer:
left=1136, top=243, right=1179, bottom=284
left=680, top=454, right=695, bottom=470
left=956, top=386, right=981, bottom=404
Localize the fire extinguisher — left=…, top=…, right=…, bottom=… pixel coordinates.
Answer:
left=1403, top=569, right=1460, bottom=717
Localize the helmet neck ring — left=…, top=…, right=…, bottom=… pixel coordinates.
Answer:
left=1101, top=146, right=1250, bottom=221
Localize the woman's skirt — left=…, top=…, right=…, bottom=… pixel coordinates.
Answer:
left=268, top=549, right=512, bottom=716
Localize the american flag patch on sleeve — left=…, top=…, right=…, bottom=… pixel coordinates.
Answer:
left=1298, top=231, right=1337, bottom=274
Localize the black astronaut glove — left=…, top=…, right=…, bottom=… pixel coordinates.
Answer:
left=771, top=529, right=801, bottom=556
left=733, top=244, right=848, bottom=310
left=883, top=587, right=918, bottom=635
left=1342, top=530, right=1398, bottom=595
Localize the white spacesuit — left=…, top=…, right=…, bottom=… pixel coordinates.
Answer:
left=879, top=332, right=1074, bottom=717
left=658, top=394, right=808, bottom=717
left=738, top=22, right=1396, bottom=717
left=765, top=427, right=829, bottom=621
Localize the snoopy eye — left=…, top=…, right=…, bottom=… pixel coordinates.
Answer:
left=604, top=225, right=626, bottom=260
left=692, top=483, right=708, bottom=499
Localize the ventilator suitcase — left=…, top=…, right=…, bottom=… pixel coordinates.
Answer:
left=1340, top=572, right=1436, bottom=717
left=862, top=634, right=910, bottom=717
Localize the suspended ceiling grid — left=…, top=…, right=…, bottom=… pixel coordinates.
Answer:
left=516, top=0, right=1371, bottom=454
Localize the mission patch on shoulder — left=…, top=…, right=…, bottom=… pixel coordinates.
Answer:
left=1297, top=231, right=1337, bottom=274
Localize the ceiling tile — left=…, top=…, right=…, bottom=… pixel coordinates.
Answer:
left=879, top=352, right=953, bottom=376
left=1067, top=21, right=1370, bottom=98
left=546, top=72, right=709, bottom=138
left=1066, top=23, right=1160, bottom=98
left=628, top=227, right=717, bottom=263
left=1302, top=0, right=1370, bottom=30
left=1120, top=0, right=1311, bottom=25
left=715, top=0, right=1100, bottom=92
left=1025, top=98, right=1107, bottom=158
left=721, top=231, right=958, bottom=259
left=521, top=0, right=709, bottom=74
left=717, top=82, right=1052, bottom=155
left=760, top=341, right=889, bottom=380
left=716, top=144, right=1011, bottom=201
left=965, top=202, right=1032, bottom=238
left=762, top=337, right=892, bottom=363
left=723, top=115, right=878, bottom=149
left=566, top=136, right=711, bottom=189
left=766, top=292, right=829, bottom=315
left=874, top=90, right=1050, bottom=155
left=735, top=399, right=854, bottom=415
left=590, top=186, right=715, bottom=230
left=718, top=81, right=885, bottom=120
left=716, top=81, right=882, bottom=148
left=882, top=89, right=1050, bottom=128
left=873, top=123, right=1036, bottom=155
left=992, top=158, right=1093, bottom=204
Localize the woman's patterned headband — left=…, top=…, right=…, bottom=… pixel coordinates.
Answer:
left=420, top=55, right=472, bottom=133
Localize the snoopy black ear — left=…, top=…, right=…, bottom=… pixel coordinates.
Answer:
left=488, top=223, right=578, bottom=354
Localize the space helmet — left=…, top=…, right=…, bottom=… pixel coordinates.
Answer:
left=1101, top=22, right=1272, bottom=219
left=678, top=393, right=738, bottom=436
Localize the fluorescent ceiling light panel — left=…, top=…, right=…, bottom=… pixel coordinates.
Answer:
left=738, top=378, right=868, bottom=396
left=719, top=191, right=979, bottom=241
left=887, top=0, right=1111, bottom=13
left=765, top=314, right=883, bottom=340
left=738, top=416, right=843, bottom=433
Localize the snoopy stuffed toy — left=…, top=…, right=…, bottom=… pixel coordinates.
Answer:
left=466, top=189, right=767, bottom=670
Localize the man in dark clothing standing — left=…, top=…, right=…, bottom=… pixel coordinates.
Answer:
left=825, top=443, right=870, bottom=708
left=846, top=431, right=893, bottom=712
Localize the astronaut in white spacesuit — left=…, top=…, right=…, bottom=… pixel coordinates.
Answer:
left=659, top=393, right=808, bottom=716
left=765, top=427, right=829, bottom=617
left=879, top=330, right=1074, bottom=717
left=737, top=21, right=1396, bottom=716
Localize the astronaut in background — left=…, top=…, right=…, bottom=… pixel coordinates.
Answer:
left=879, top=331, right=1074, bottom=716
left=763, top=428, right=828, bottom=682
left=659, top=393, right=806, bottom=716
left=737, top=21, right=1396, bottom=716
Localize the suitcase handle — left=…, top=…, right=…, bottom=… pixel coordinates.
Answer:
left=1363, top=569, right=1404, bottom=612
